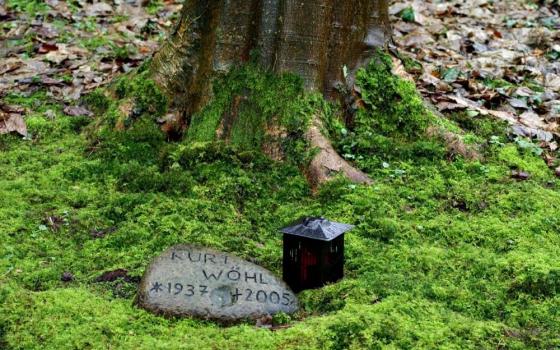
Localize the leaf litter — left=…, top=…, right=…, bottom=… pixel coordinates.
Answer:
left=1, top=0, right=183, bottom=137
left=1, top=0, right=558, bottom=148
left=390, top=0, right=560, bottom=150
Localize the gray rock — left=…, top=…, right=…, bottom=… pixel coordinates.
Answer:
left=137, top=245, right=299, bottom=322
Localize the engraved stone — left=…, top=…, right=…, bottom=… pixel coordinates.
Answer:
left=137, top=245, right=299, bottom=322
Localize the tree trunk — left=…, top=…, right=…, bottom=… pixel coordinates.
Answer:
left=150, top=0, right=391, bottom=186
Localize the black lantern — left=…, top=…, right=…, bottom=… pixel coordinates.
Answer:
left=280, top=217, right=354, bottom=293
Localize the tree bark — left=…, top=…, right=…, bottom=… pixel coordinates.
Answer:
left=150, top=0, right=391, bottom=186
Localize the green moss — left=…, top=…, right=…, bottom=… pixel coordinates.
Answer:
left=145, top=0, right=165, bottom=15
left=1, top=54, right=560, bottom=349
left=5, top=0, right=48, bottom=14
left=93, top=117, right=165, bottom=162
left=496, top=144, right=550, bottom=178
left=317, top=297, right=509, bottom=350
left=356, top=52, right=431, bottom=137
left=113, top=70, right=168, bottom=118
left=80, top=37, right=111, bottom=51
left=324, top=51, right=445, bottom=172
left=82, top=88, right=111, bottom=116
left=84, top=67, right=170, bottom=161
left=186, top=64, right=311, bottom=163
left=450, top=111, right=510, bottom=141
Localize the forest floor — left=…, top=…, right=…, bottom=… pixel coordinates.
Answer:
left=390, top=0, right=560, bottom=154
left=1, top=0, right=560, bottom=349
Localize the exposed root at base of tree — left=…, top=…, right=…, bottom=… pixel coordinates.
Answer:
left=426, top=126, right=482, bottom=161
left=305, top=117, right=373, bottom=189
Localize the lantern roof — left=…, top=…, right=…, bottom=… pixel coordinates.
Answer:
left=280, top=217, right=354, bottom=241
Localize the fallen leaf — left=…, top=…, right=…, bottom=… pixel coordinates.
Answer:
left=545, top=73, right=560, bottom=92
left=2, top=105, right=25, bottom=114
left=45, top=110, right=56, bottom=120
left=95, top=269, right=138, bottom=283
left=45, top=50, right=69, bottom=65
left=0, top=59, right=23, bottom=75
left=402, top=32, right=434, bottom=47
left=90, top=227, right=117, bottom=239
left=61, top=272, right=74, bottom=282
left=25, top=59, right=50, bottom=73
left=36, top=24, right=59, bottom=39
left=509, top=98, right=529, bottom=109
left=85, top=2, right=113, bottom=17
left=40, top=76, right=63, bottom=86
left=391, top=56, right=415, bottom=83
left=442, top=67, right=461, bottom=83
left=43, top=44, right=87, bottom=65
left=511, top=125, right=554, bottom=143
left=44, top=215, right=64, bottom=232
left=447, top=95, right=517, bottom=124
left=63, top=105, right=93, bottom=117
left=255, top=315, right=273, bottom=329
left=519, top=111, right=549, bottom=130
left=514, top=87, right=534, bottom=97
left=38, top=43, right=59, bottom=54
left=0, top=112, right=28, bottom=137
left=511, top=170, right=530, bottom=181
left=389, top=3, right=410, bottom=16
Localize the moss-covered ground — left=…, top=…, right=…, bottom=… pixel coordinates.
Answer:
left=1, top=54, right=560, bottom=349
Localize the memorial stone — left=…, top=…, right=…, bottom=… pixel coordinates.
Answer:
left=137, top=245, right=299, bottom=322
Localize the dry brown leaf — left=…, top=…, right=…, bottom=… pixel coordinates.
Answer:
left=38, top=43, right=58, bottom=54
left=2, top=105, right=25, bottom=114
left=36, top=24, right=59, bottom=39
left=509, top=98, right=529, bottom=110
left=390, top=0, right=558, bottom=145
left=545, top=73, right=560, bottom=92
left=63, top=106, right=93, bottom=117
left=389, top=3, right=409, bottom=16
left=0, top=58, right=22, bottom=75
left=0, top=112, right=27, bottom=137
left=401, top=31, right=434, bottom=47
left=391, top=56, right=415, bottom=83
left=519, top=111, right=549, bottom=130
left=85, top=2, right=113, bottom=17
left=447, top=95, right=517, bottom=124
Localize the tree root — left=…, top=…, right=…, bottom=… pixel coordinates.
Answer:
left=305, top=117, right=372, bottom=188
left=426, top=126, right=482, bottom=161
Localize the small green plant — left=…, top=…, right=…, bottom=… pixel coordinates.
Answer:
left=441, top=67, right=461, bottom=83
left=548, top=47, right=560, bottom=61
left=6, top=0, right=48, bottom=14
left=399, top=7, right=416, bottom=22
left=515, top=137, right=544, bottom=156
left=145, top=0, right=164, bottom=15
left=489, top=135, right=505, bottom=147
left=80, top=37, right=110, bottom=51
left=111, top=43, right=138, bottom=61
left=272, top=312, right=291, bottom=326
